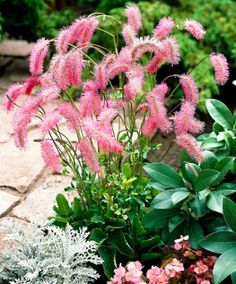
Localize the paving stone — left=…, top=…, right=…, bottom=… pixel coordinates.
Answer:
left=12, top=175, right=73, bottom=223
left=0, top=191, right=20, bottom=217
left=0, top=40, right=34, bottom=57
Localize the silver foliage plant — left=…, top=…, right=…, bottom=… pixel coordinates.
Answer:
left=0, top=221, right=102, bottom=284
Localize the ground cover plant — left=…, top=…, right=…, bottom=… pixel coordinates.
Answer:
left=3, top=3, right=232, bottom=283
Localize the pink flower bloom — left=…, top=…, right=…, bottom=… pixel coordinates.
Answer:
left=39, top=87, right=60, bottom=104
left=79, top=91, right=101, bottom=118
left=137, top=103, right=149, bottom=113
left=94, top=63, right=108, bottom=90
left=176, top=134, right=205, bottom=164
left=66, top=49, right=83, bottom=86
left=12, top=111, right=31, bottom=149
left=131, top=37, right=163, bottom=60
left=41, top=111, right=62, bottom=136
left=197, top=279, right=211, bottom=284
left=210, top=53, right=229, bottom=85
left=122, top=24, right=136, bottom=46
left=57, top=102, right=81, bottom=130
left=165, top=258, right=184, bottom=278
left=82, top=80, right=98, bottom=93
left=29, top=38, right=50, bottom=76
left=126, top=261, right=143, bottom=272
left=184, top=19, right=205, bottom=40
left=41, top=140, right=61, bottom=173
left=4, top=83, right=24, bottom=111
left=20, top=96, right=42, bottom=114
left=125, top=4, right=142, bottom=33
left=142, top=116, right=158, bottom=137
left=78, top=137, right=101, bottom=174
left=50, top=54, right=69, bottom=90
left=180, top=74, right=199, bottom=105
left=174, top=101, right=205, bottom=135
left=117, top=47, right=133, bottom=65
left=152, top=83, right=168, bottom=101
left=112, top=264, right=126, bottom=283
left=147, top=266, right=168, bottom=284
left=125, top=64, right=144, bottom=100
left=24, top=76, right=41, bottom=95
left=153, top=17, right=175, bottom=39
left=125, top=261, right=143, bottom=283
left=78, top=16, right=99, bottom=49
left=193, top=260, right=209, bottom=275
left=162, top=36, right=180, bottom=65
left=55, top=27, right=72, bottom=54
left=98, top=108, right=117, bottom=134
left=68, top=17, right=87, bottom=45
left=108, top=61, right=130, bottom=80
left=40, top=72, right=57, bottom=89
left=146, top=54, right=163, bottom=73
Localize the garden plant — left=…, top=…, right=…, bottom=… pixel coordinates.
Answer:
left=2, top=3, right=235, bottom=284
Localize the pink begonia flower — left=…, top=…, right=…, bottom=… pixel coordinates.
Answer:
left=194, top=260, right=209, bottom=275
left=197, top=279, right=211, bottom=284
left=180, top=74, right=199, bottom=105
left=165, top=258, right=184, bottom=278
left=174, top=242, right=182, bottom=250
left=184, top=19, right=205, bottom=40
left=29, top=38, right=50, bottom=76
left=153, top=17, right=175, bottom=39
left=210, top=53, right=229, bottom=85
left=147, top=266, right=169, bottom=284
left=125, top=4, right=142, bottom=33
left=41, top=140, right=61, bottom=173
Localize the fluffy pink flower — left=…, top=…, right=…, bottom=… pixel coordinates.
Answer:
left=117, top=47, right=133, bottom=65
left=41, top=111, right=62, bottom=136
left=79, top=92, right=101, bottom=118
left=82, top=80, right=98, bottom=93
left=131, top=37, right=163, bottom=60
left=50, top=54, right=68, bottom=90
left=146, top=54, right=163, bottom=73
left=4, top=83, right=24, bottom=111
left=108, top=61, right=130, bottom=80
left=210, top=53, right=229, bottom=85
left=20, top=96, right=42, bottom=114
left=125, top=4, right=142, bottom=33
left=55, top=27, right=72, bottom=54
left=174, top=101, right=205, bottom=135
left=184, top=19, right=205, bottom=40
left=66, top=49, right=83, bottom=86
left=12, top=111, right=31, bottom=149
left=137, top=103, right=149, bottom=113
left=147, top=266, right=168, bottom=284
left=78, top=137, right=101, bottom=174
left=153, top=17, right=175, bottom=39
left=165, top=258, right=184, bottom=278
left=40, top=72, right=57, bottom=89
left=162, top=36, right=180, bottom=65
left=98, top=108, right=117, bottom=134
left=57, top=102, right=81, bottom=130
left=176, top=134, right=205, bottom=164
left=24, top=76, right=41, bottom=95
left=29, top=38, right=50, bottom=76
left=78, top=16, right=99, bottom=49
left=94, top=63, right=108, bottom=90
left=152, top=83, right=168, bottom=101
left=41, top=140, right=61, bottom=173
left=39, top=87, right=60, bottom=104
left=180, top=74, right=199, bottom=105
left=142, top=116, right=158, bottom=137
left=125, top=65, right=144, bottom=100
left=68, top=17, right=87, bottom=45
left=122, top=24, right=136, bottom=45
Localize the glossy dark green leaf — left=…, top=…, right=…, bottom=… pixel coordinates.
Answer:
left=110, top=230, right=135, bottom=258
left=98, top=246, right=116, bottom=278
left=55, top=193, right=72, bottom=217
left=223, top=198, right=236, bottom=233
left=143, top=208, right=178, bottom=229
left=212, top=157, right=234, bottom=185
left=141, top=252, right=161, bottom=262
left=190, top=195, right=208, bottom=217
left=192, top=169, right=220, bottom=192
left=184, top=220, right=203, bottom=249
left=181, top=163, right=201, bottom=183
left=168, top=215, right=186, bottom=232
left=200, top=151, right=218, bottom=169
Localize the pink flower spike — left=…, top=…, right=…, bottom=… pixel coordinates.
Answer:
left=55, top=27, right=71, bottom=54
left=82, top=80, right=98, bottom=93
left=39, top=87, right=60, bottom=105
left=131, top=37, right=163, bottom=60
left=98, top=108, right=117, bottom=134
left=210, top=53, right=229, bottom=85
left=29, top=38, right=50, bottom=76
left=57, top=102, right=81, bottom=130
left=78, top=137, right=101, bottom=174
left=66, top=49, right=83, bottom=87
left=79, top=91, right=101, bottom=118
left=162, top=36, right=180, bottom=65
left=94, top=63, right=108, bottom=90
left=41, top=111, right=62, bottom=136
left=24, top=76, right=41, bottom=95
left=122, top=24, right=136, bottom=46
left=184, top=19, right=205, bottom=40
left=137, top=103, right=149, bottom=113
left=146, top=54, right=163, bottom=73
left=4, top=83, right=24, bottom=112
left=152, top=83, right=169, bottom=101
left=78, top=16, right=99, bottom=49
left=41, top=140, right=61, bottom=173
left=125, top=4, right=142, bottom=33
left=153, top=17, right=175, bottom=39
left=180, top=74, right=199, bottom=105
left=12, top=111, right=31, bottom=149
left=142, top=116, right=158, bottom=137
left=176, top=134, right=205, bottom=164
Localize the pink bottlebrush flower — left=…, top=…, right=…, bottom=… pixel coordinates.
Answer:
left=117, top=47, right=133, bottom=65
left=39, top=87, right=60, bottom=104
left=180, top=74, right=199, bottom=105
left=94, top=63, right=108, bottom=90
left=184, top=19, right=205, bottom=40
left=147, top=266, right=169, bottom=284
left=66, top=49, right=83, bottom=86
left=79, top=91, right=101, bottom=118
left=210, top=53, right=229, bottom=85
left=12, top=111, right=31, bottom=149
left=41, top=140, right=61, bottom=173
left=98, top=108, right=117, bottom=134
left=78, top=137, right=101, bottom=174
left=4, top=83, right=24, bottom=111
left=41, top=111, right=62, bottom=136
left=131, top=36, right=163, bottom=60
left=176, top=134, right=205, bottom=164
left=146, top=54, right=163, bottom=73
left=108, top=61, right=131, bottom=80
left=40, top=72, right=57, bottom=89
left=122, top=24, right=136, bottom=46
left=82, top=80, right=98, bottom=93
left=162, top=36, right=180, bottom=65
left=104, top=99, right=128, bottom=110
left=174, top=101, right=205, bottom=135
left=142, top=116, right=158, bottom=137
left=165, top=258, right=184, bottom=278
left=78, top=16, right=99, bottom=49
left=29, top=38, right=50, bottom=76
left=57, top=102, right=81, bottom=130
left=20, top=96, right=42, bottom=114
left=137, top=103, right=149, bottom=113
left=125, top=4, right=142, bottom=33
left=104, top=53, right=116, bottom=68
left=152, top=83, right=168, bottom=101
left=52, top=54, right=70, bottom=90
left=153, top=17, right=175, bottom=39
left=55, top=27, right=72, bottom=54
left=125, top=64, right=144, bottom=100
left=24, top=76, right=41, bottom=95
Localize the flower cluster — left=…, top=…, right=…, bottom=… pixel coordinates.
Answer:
left=108, top=236, right=217, bottom=284
left=4, top=4, right=229, bottom=174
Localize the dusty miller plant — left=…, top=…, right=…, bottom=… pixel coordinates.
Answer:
left=0, top=221, right=102, bottom=284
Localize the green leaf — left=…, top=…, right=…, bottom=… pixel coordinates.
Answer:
left=89, top=228, right=107, bottom=245
left=201, top=137, right=224, bottom=150
left=98, top=246, right=116, bottom=278
left=168, top=215, right=186, bottom=232
left=200, top=151, right=218, bottom=169
left=122, top=162, right=132, bottom=179
left=231, top=272, right=236, bottom=284
left=131, top=215, right=146, bottom=238
left=184, top=220, right=203, bottom=249
left=212, top=157, right=234, bottom=185
left=110, top=230, right=135, bottom=258
left=55, top=194, right=72, bottom=217
left=192, top=169, right=220, bottom=192
left=139, top=236, right=161, bottom=249
left=223, top=198, right=236, bottom=233
left=143, top=209, right=178, bottom=229
left=141, top=252, right=161, bottom=262
left=144, top=162, right=184, bottom=188
left=199, top=231, right=236, bottom=254
left=213, top=247, right=236, bottom=284
left=190, top=195, right=208, bottom=217
left=171, top=189, right=189, bottom=205
left=206, top=99, right=234, bottom=130
left=72, top=197, right=81, bottom=219
left=181, top=163, right=201, bottom=183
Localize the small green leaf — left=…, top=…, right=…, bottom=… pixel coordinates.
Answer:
left=143, top=209, right=178, bottom=229
left=190, top=195, right=208, bottom=217
left=56, top=194, right=72, bottom=217
left=110, top=231, right=135, bottom=258
left=212, top=157, right=234, bottom=185
left=181, top=163, right=201, bottom=183
left=199, top=231, right=236, bottom=254
left=206, top=99, right=234, bottom=130
left=98, top=245, right=116, bottom=278
left=200, top=151, right=218, bottom=169
left=122, top=162, right=132, bottom=179
left=192, top=169, right=220, bottom=192
left=141, top=252, right=161, bottom=262
left=223, top=198, right=236, bottom=233
left=184, top=220, right=203, bottom=249
left=213, top=247, right=236, bottom=284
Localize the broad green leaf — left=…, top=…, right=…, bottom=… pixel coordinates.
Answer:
left=200, top=151, right=218, bottom=169
left=72, top=197, right=82, bottom=219
left=141, top=252, right=161, bottom=262
left=224, top=132, right=236, bottom=154
left=55, top=194, right=72, bottom=217
left=231, top=272, right=236, bottom=284
left=213, top=247, right=236, bottom=284
left=143, top=209, right=178, bottom=229
left=122, top=162, right=132, bottom=179
left=190, top=195, right=208, bottom=217
left=181, top=163, right=201, bottom=183
left=223, top=198, right=236, bottom=233
left=89, top=228, right=107, bottom=245
left=206, top=99, right=234, bottom=130
left=199, top=231, right=236, bottom=253
left=212, top=157, right=234, bottom=185
left=213, top=122, right=224, bottom=134
left=171, top=190, right=189, bottom=205
left=144, top=162, right=184, bottom=188
left=168, top=215, right=186, bottom=232
left=201, top=137, right=224, bottom=150
left=139, top=235, right=161, bottom=249
left=131, top=215, right=146, bottom=238
left=184, top=220, right=203, bottom=249
left=110, top=231, right=135, bottom=258
left=98, top=245, right=116, bottom=278
left=192, top=169, right=220, bottom=192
